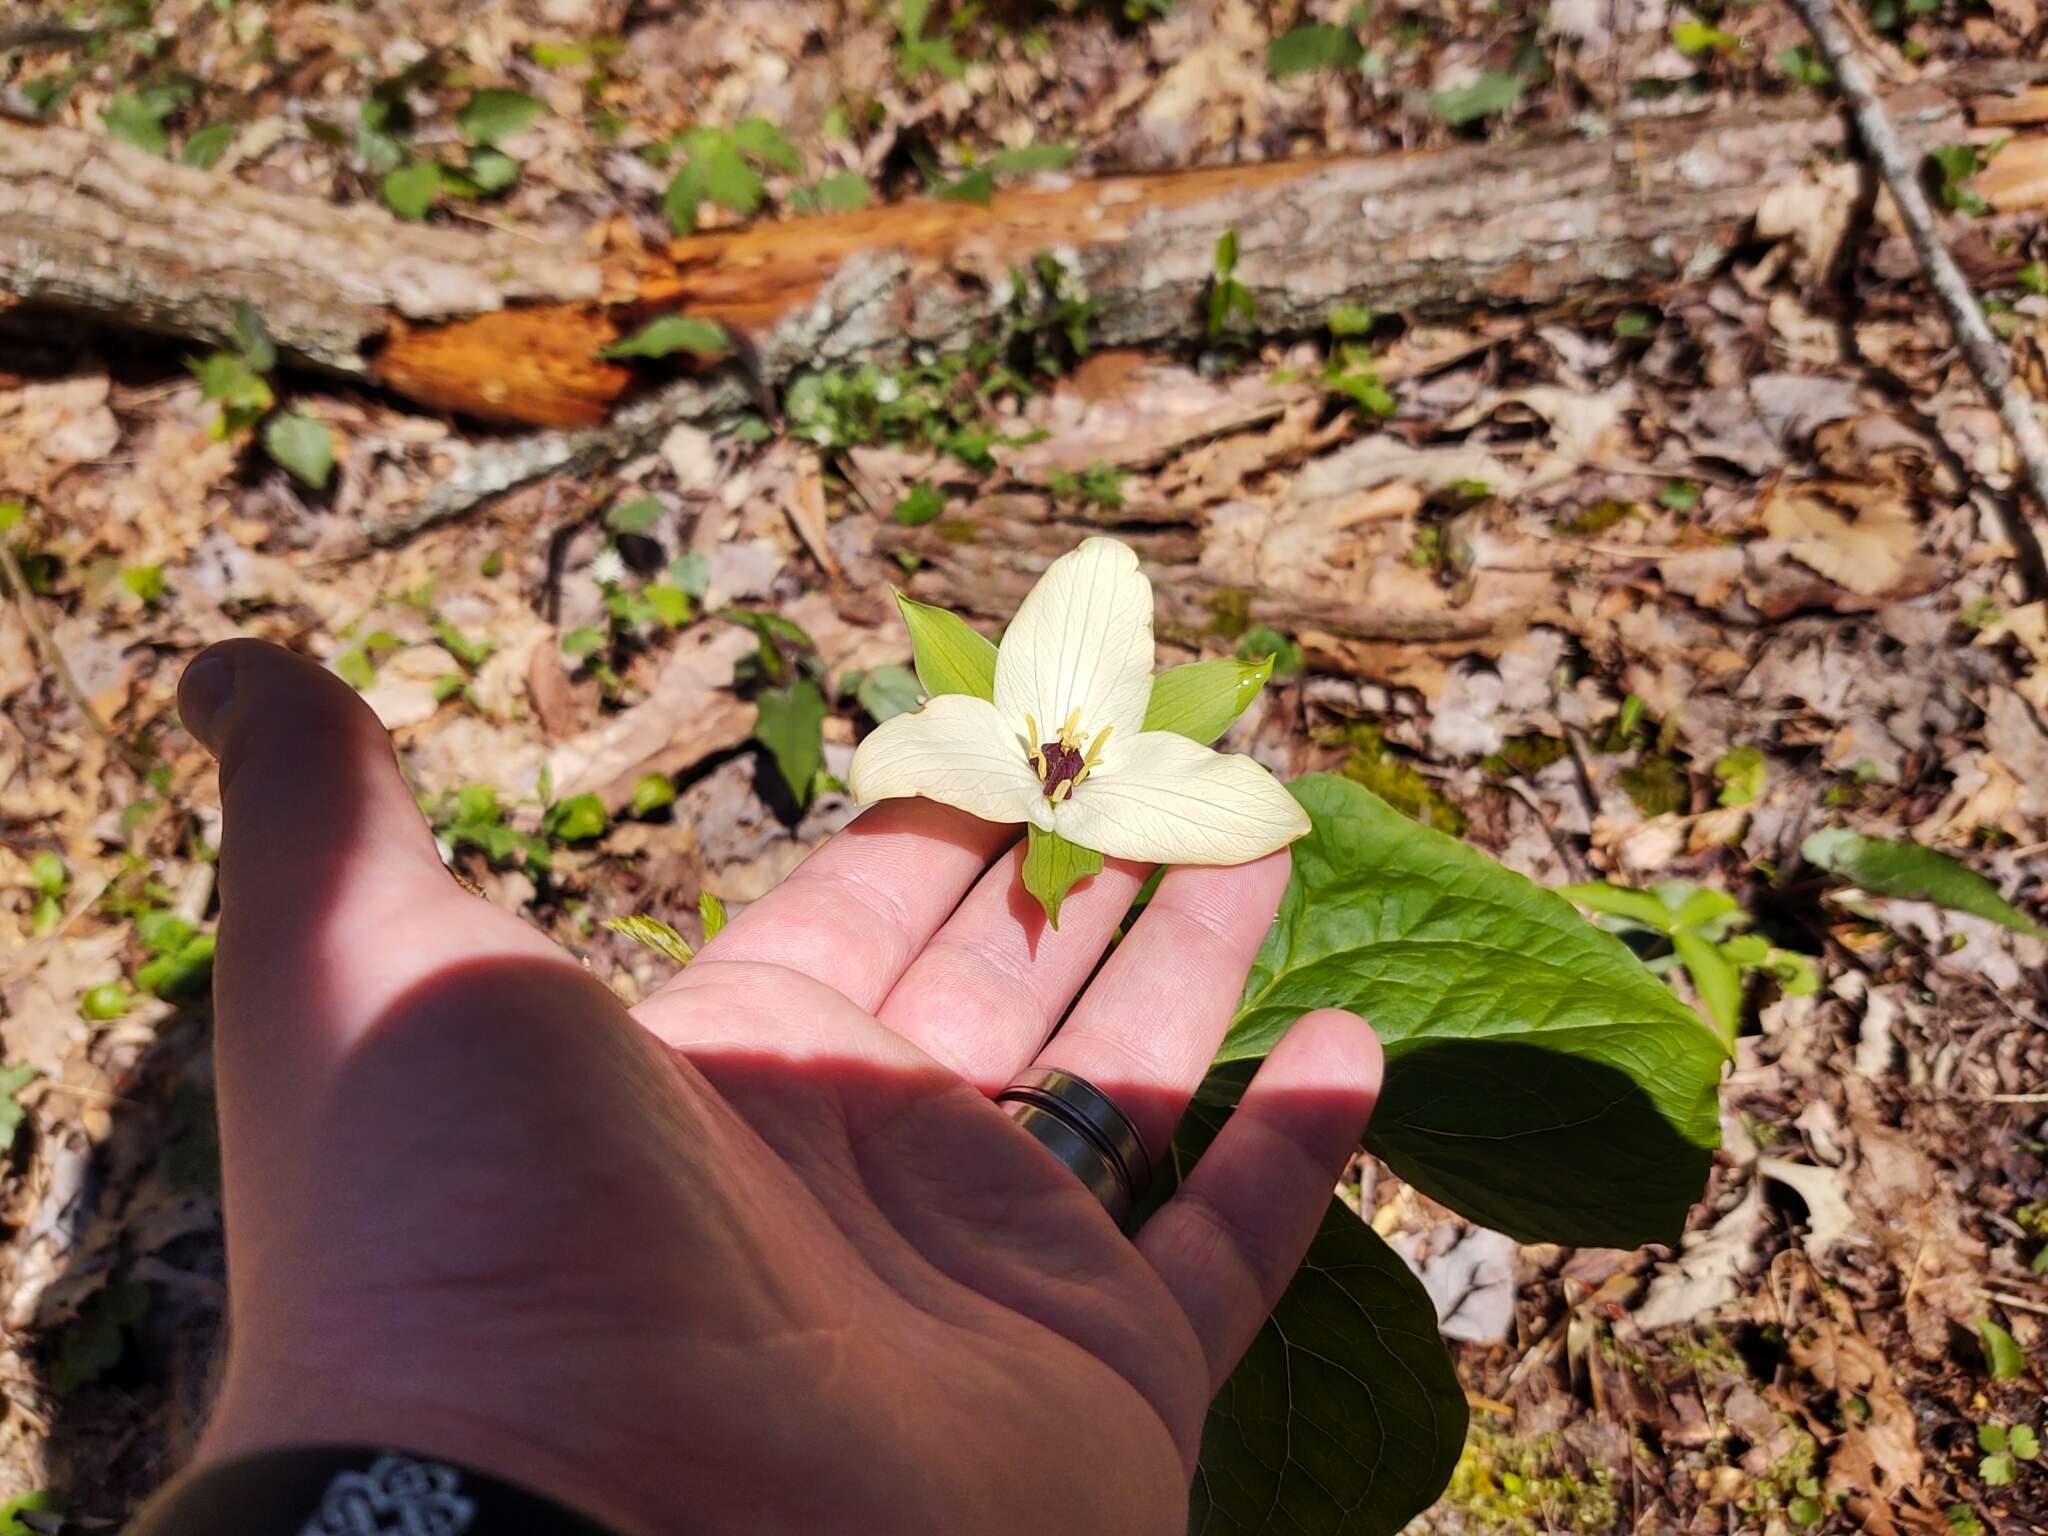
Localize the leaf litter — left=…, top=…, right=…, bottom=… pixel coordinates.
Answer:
left=4, top=0, right=2048, bottom=1526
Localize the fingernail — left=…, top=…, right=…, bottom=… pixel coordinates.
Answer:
left=179, top=651, right=237, bottom=752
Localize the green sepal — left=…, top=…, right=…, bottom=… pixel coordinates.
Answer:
left=1141, top=654, right=1273, bottom=744
left=1022, top=825, right=1102, bottom=929
left=893, top=591, right=997, bottom=700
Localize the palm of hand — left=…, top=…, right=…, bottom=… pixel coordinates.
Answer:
left=182, top=642, right=1380, bottom=1536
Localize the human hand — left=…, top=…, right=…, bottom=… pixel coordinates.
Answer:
left=172, top=638, right=1382, bottom=1536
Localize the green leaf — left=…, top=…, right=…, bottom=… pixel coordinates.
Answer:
left=1228, top=775, right=1727, bottom=1246
left=894, top=480, right=946, bottom=525
left=1177, top=1101, right=1466, bottom=1536
left=663, top=162, right=707, bottom=232
left=1981, top=1452, right=2016, bottom=1487
left=601, top=314, right=729, bottom=360
left=1672, top=18, right=1742, bottom=54
left=630, top=774, right=677, bottom=817
left=1430, top=69, right=1527, bottom=127
left=1267, top=23, right=1364, bottom=78
left=1802, top=829, right=2045, bottom=937
left=1022, top=826, right=1103, bottom=928
left=561, top=626, right=605, bottom=658
left=30, top=851, right=65, bottom=897
left=803, top=170, right=871, bottom=212
left=1981, top=1317, right=2028, bottom=1380
left=104, top=91, right=172, bottom=155
left=1558, top=881, right=1676, bottom=934
left=1714, top=746, right=1766, bottom=807
left=754, top=679, right=828, bottom=808
left=985, top=142, right=1080, bottom=175
left=79, top=981, right=131, bottom=1022
left=729, top=116, right=801, bottom=173
left=382, top=160, right=442, bottom=220
left=189, top=352, right=273, bottom=416
left=457, top=89, right=543, bottom=147
left=932, top=167, right=995, bottom=205
left=644, top=584, right=691, bottom=628
left=2011, top=1424, right=2040, bottom=1460
left=543, top=792, right=609, bottom=843
left=0, top=1492, right=58, bottom=1535
left=1978, top=1423, right=2009, bottom=1454
left=1327, top=304, right=1376, bottom=337
left=604, top=914, right=695, bottom=965
left=671, top=552, right=711, bottom=598
left=699, top=890, right=729, bottom=941
left=608, top=496, right=666, bottom=532
left=262, top=412, right=334, bottom=490
left=893, top=591, right=998, bottom=699
left=1658, top=479, right=1702, bottom=512
left=0, top=1063, right=38, bottom=1156
left=464, top=147, right=520, bottom=193
left=1142, top=655, right=1272, bottom=744
left=701, top=140, right=766, bottom=214
left=857, top=663, right=923, bottom=722
left=1673, top=930, right=1742, bottom=1043
left=181, top=121, right=235, bottom=169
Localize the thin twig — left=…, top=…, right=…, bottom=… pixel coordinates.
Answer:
left=1784, top=0, right=2048, bottom=538
left=0, top=537, right=149, bottom=771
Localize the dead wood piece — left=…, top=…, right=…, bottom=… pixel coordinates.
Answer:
left=0, top=119, right=604, bottom=374
left=6, top=74, right=2045, bottom=437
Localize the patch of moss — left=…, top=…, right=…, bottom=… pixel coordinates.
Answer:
left=1329, top=723, right=1467, bottom=835
left=1202, top=587, right=1254, bottom=640
left=1483, top=732, right=1570, bottom=778
left=1557, top=498, right=1637, bottom=537
left=1618, top=752, right=1689, bottom=816
left=1441, top=1421, right=1619, bottom=1535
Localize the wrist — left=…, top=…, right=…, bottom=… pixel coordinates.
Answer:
left=130, top=1444, right=620, bottom=1536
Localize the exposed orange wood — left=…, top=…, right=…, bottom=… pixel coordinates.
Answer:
left=372, top=160, right=1334, bottom=429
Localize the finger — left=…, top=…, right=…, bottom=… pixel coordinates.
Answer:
left=873, top=845, right=1151, bottom=1090
left=180, top=640, right=582, bottom=1130
left=1031, top=851, right=1291, bottom=1160
left=636, top=799, right=1015, bottom=1031
left=1136, top=1009, right=1381, bottom=1391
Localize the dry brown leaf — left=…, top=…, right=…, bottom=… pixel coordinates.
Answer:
left=1760, top=480, right=1926, bottom=597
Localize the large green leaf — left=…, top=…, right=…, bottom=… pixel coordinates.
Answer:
left=1170, top=1099, right=1466, bottom=1536
left=1223, top=774, right=1726, bottom=1247
left=1801, top=828, right=2045, bottom=938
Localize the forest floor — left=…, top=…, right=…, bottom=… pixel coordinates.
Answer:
left=4, top=0, right=2048, bottom=1531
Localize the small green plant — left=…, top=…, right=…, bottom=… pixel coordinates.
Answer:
left=1671, top=18, right=1742, bottom=55
left=1932, top=143, right=1994, bottom=216
left=1713, top=747, right=1767, bottom=808
left=1561, top=879, right=1819, bottom=1041
left=27, top=851, right=66, bottom=937
left=1268, top=22, right=1364, bottom=78
left=894, top=0, right=967, bottom=81
left=1778, top=44, right=1832, bottom=85
left=1238, top=624, right=1304, bottom=679
left=188, top=303, right=334, bottom=489
left=1320, top=306, right=1396, bottom=417
left=1980, top=1316, right=2029, bottom=1381
left=1431, top=63, right=1534, bottom=127
left=51, top=1280, right=150, bottom=1394
left=720, top=611, right=831, bottom=810
left=1206, top=229, right=1256, bottom=342
left=1658, top=478, right=1702, bottom=513
left=1044, top=462, right=1127, bottom=508
left=658, top=118, right=799, bottom=233
left=1977, top=1421, right=2039, bottom=1486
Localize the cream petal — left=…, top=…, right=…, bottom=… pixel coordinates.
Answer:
left=992, top=536, right=1156, bottom=749
left=1050, top=730, right=1310, bottom=865
left=847, top=692, right=1051, bottom=829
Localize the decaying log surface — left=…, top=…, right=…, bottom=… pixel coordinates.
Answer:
left=4, top=66, right=2045, bottom=437
left=0, top=119, right=605, bottom=375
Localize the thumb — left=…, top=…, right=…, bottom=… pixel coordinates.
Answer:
left=179, top=639, right=561, bottom=1103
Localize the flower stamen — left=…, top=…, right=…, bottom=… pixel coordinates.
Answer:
left=1031, top=710, right=1113, bottom=802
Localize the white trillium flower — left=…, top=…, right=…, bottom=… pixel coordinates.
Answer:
left=848, top=537, right=1310, bottom=865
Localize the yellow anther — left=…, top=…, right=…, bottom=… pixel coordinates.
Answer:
left=1082, top=724, right=1113, bottom=770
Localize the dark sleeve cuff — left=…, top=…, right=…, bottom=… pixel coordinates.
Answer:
left=127, top=1446, right=622, bottom=1535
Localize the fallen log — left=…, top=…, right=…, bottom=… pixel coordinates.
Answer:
left=4, top=65, right=2044, bottom=438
